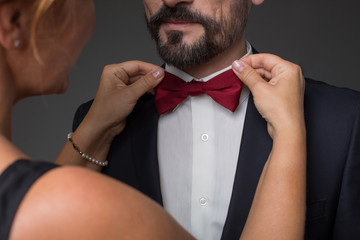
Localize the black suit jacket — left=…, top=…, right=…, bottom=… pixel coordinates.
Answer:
left=73, top=77, right=360, bottom=240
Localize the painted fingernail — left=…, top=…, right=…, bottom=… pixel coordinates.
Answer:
left=232, top=60, right=245, bottom=73
left=152, top=68, right=164, bottom=79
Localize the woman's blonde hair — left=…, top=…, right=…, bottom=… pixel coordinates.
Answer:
left=1, top=0, right=75, bottom=63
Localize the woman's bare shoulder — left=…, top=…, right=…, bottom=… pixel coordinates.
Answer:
left=8, top=166, right=191, bottom=240
left=8, top=166, right=135, bottom=239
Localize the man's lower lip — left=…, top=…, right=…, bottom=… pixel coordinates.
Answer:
left=162, top=22, right=199, bottom=30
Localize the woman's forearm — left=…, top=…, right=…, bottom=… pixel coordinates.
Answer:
left=240, top=125, right=306, bottom=240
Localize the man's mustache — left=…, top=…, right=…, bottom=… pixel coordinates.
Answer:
left=148, top=5, right=217, bottom=29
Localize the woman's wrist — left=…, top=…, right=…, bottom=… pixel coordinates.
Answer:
left=83, top=104, right=127, bottom=142
left=271, top=121, right=306, bottom=143
left=70, top=120, right=117, bottom=165
left=81, top=109, right=125, bottom=143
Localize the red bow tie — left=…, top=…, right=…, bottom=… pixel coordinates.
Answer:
left=154, top=69, right=242, bottom=115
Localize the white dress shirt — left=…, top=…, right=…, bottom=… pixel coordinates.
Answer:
left=158, top=42, right=252, bottom=240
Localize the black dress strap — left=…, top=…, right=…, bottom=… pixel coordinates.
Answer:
left=0, top=160, right=58, bottom=240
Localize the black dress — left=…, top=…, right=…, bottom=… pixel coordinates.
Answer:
left=0, top=160, right=58, bottom=240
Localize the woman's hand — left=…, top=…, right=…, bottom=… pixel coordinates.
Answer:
left=83, top=61, right=164, bottom=142
left=56, top=61, right=164, bottom=169
left=232, top=53, right=305, bottom=138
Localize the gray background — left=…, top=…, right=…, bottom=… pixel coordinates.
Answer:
left=12, top=0, right=360, bottom=161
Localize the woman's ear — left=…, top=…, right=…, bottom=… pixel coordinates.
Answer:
left=0, top=3, right=25, bottom=50
left=252, top=0, right=264, bottom=6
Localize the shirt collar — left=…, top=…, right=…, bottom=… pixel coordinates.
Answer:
left=165, top=41, right=253, bottom=82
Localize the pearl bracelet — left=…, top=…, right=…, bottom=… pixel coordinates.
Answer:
left=67, top=132, right=108, bottom=167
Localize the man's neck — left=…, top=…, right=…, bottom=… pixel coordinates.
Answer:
left=183, top=38, right=248, bottom=79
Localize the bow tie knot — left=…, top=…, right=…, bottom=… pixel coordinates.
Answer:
left=155, top=69, right=242, bottom=115
left=187, top=81, right=206, bottom=96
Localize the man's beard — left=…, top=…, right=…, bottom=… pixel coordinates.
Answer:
left=146, top=1, right=250, bottom=70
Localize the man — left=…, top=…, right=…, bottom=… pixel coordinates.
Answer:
left=73, top=0, right=360, bottom=239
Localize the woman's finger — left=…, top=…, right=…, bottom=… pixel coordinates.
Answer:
left=254, top=68, right=272, bottom=81
left=127, top=68, right=164, bottom=99
left=241, top=54, right=292, bottom=78
left=232, top=60, right=268, bottom=92
left=101, top=61, right=161, bottom=85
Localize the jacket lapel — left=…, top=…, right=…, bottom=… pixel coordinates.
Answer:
left=221, top=94, right=273, bottom=239
left=130, top=94, right=163, bottom=205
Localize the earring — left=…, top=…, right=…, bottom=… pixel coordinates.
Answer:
left=13, top=39, right=21, bottom=48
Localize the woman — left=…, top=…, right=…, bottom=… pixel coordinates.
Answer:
left=0, top=1, right=190, bottom=239
left=0, top=0, right=306, bottom=239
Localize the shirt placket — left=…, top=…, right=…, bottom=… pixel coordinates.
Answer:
left=190, top=94, right=216, bottom=239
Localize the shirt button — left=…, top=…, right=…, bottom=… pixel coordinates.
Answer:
left=199, top=197, right=208, bottom=206
left=201, top=134, right=209, bottom=142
